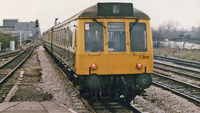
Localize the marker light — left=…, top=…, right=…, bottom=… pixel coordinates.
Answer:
left=91, top=63, right=97, bottom=70
left=136, top=63, right=143, bottom=69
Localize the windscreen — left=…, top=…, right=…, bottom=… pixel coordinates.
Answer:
left=85, top=22, right=104, bottom=52
left=107, top=22, right=126, bottom=52
left=130, top=23, right=147, bottom=52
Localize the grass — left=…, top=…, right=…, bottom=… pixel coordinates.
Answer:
left=153, top=47, right=200, bottom=62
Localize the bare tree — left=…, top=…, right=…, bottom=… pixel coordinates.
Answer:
left=163, top=19, right=180, bottom=38
left=165, top=19, right=174, bottom=32
left=152, top=26, right=166, bottom=48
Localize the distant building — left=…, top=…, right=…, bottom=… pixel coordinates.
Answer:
left=3, top=19, right=18, bottom=27
left=0, top=19, right=18, bottom=32
left=0, top=19, right=40, bottom=40
left=15, top=22, right=37, bottom=38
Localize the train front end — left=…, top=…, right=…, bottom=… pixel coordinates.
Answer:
left=76, top=3, right=153, bottom=102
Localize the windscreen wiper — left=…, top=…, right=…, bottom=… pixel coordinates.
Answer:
left=92, top=18, right=106, bottom=28
left=130, top=19, right=139, bottom=32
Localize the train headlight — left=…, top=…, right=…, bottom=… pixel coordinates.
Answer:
left=136, top=63, right=143, bottom=69
left=136, top=74, right=152, bottom=89
left=91, top=63, right=97, bottom=70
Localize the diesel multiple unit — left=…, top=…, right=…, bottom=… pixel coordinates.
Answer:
left=43, top=3, right=153, bottom=102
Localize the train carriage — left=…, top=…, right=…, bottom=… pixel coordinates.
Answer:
left=43, top=2, right=153, bottom=102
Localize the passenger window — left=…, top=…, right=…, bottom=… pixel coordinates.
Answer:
left=65, top=29, right=68, bottom=47
left=130, top=23, right=147, bottom=52
left=107, top=22, right=126, bottom=52
left=60, top=30, right=62, bottom=45
left=58, top=31, right=60, bottom=45
left=85, top=22, right=104, bottom=52
left=56, top=31, right=58, bottom=44
left=54, top=32, right=56, bottom=44
left=62, top=30, right=65, bottom=46
left=69, top=29, right=73, bottom=47
left=74, top=28, right=77, bottom=48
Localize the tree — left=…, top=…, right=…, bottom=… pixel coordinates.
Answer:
left=0, top=33, right=19, bottom=51
left=164, top=19, right=180, bottom=38
left=165, top=19, right=174, bottom=32
left=152, top=25, right=166, bottom=48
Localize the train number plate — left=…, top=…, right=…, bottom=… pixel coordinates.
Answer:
left=139, top=56, right=149, bottom=59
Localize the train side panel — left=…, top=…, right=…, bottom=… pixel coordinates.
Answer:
left=43, top=21, right=77, bottom=72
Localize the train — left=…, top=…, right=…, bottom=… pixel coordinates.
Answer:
left=43, top=2, right=153, bottom=102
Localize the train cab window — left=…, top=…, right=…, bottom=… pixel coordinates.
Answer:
left=85, top=22, right=104, bottom=52
left=107, top=22, right=126, bottom=52
left=130, top=23, right=147, bottom=52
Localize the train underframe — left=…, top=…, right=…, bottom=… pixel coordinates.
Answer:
left=72, top=74, right=151, bottom=103
left=56, top=60, right=152, bottom=103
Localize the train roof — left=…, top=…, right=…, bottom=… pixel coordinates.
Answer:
left=44, top=3, right=149, bottom=32
left=67, top=3, right=149, bottom=20
left=81, top=3, right=148, bottom=18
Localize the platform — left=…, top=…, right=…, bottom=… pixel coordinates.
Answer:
left=0, top=101, right=76, bottom=113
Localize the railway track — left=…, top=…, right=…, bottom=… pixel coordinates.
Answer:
left=153, top=55, right=200, bottom=105
left=0, top=50, right=21, bottom=60
left=0, top=46, right=34, bottom=102
left=88, top=99, right=144, bottom=113
left=152, top=72, right=200, bottom=105
left=154, top=55, right=200, bottom=69
left=154, top=61, right=200, bottom=81
left=154, top=55, right=200, bottom=87
left=154, top=61, right=200, bottom=74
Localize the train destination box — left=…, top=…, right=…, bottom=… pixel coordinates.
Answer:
left=97, top=3, right=133, bottom=16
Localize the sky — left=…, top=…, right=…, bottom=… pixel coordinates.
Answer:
left=0, top=0, right=199, bottom=32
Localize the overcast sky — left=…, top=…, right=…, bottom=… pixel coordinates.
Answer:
left=0, top=0, right=199, bottom=32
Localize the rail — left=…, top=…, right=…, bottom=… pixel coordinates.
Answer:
left=154, top=55, right=200, bottom=69
left=153, top=65, right=200, bottom=80
left=0, top=50, right=21, bottom=59
left=154, top=61, right=200, bottom=74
